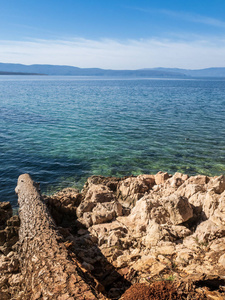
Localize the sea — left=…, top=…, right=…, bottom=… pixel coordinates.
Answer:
left=0, top=76, right=225, bottom=207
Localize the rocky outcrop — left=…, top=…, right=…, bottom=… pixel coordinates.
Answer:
left=2, top=171, right=225, bottom=299
left=0, top=202, right=20, bottom=300
left=14, top=174, right=106, bottom=300
left=65, top=171, right=225, bottom=299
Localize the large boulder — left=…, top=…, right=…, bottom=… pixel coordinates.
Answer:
left=127, top=193, right=193, bottom=228
left=168, top=172, right=189, bottom=188
left=155, top=171, right=170, bottom=185
left=117, top=175, right=155, bottom=207
left=163, top=194, right=193, bottom=225
left=176, top=183, right=205, bottom=199
left=187, top=175, right=209, bottom=185
left=207, top=175, right=225, bottom=194
left=210, top=192, right=225, bottom=225
left=193, top=219, right=225, bottom=243
left=84, top=184, right=116, bottom=203
left=76, top=183, right=119, bottom=225
left=91, top=201, right=123, bottom=225
left=202, top=191, right=219, bottom=219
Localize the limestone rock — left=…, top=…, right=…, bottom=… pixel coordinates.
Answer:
left=92, top=201, right=123, bottom=225
left=218, top=253, right=225, bottom=268
left=76, top=201, right=96, bottom=218
left=169, top=172, right=189, bottom=187
left=193, top=219, right=225, bottom=242
left=84, top=184, right=116, bottom=203
left=117, top=175, right=155, bottom=207
left=163, top=194, right=193, bottom=225
left=177, top=183, right=204, bottom=199
left=207, top=175, right=225, bottom=194
left=9, top=172, right=225, bottom=299
left=155, top=171, right=170, bottom=185
left=211, top=192, right=225, bottom=225
left=202, top=191, right=219, bottom=219
left=187, top=175, right=209, bottom=185
left=126, top=193, right=193, bottom=229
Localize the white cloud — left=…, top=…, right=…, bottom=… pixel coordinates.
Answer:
left=130, top=7, right=225, bottom=28
left=161, top=9, right=225, bottom=28
left=0, top=37, right=225, bottom=69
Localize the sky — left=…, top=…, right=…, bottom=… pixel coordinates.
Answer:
left=0, top=0, right=225, bottom=69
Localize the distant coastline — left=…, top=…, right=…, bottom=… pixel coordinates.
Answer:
left=1, top=62, right=225, bottom=78
left=0, top=71, right=45, bottom=76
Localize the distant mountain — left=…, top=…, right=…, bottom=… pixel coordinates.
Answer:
left=0, top=63, right=186, bottom=78
left=151, top=67, right=225, bottom=78
left=0, top=63, right=225, bottom=77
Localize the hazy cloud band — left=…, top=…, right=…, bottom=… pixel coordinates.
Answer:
left=0, top=37, right=225, bottom=69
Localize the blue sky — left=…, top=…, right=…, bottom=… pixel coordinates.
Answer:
left=0, top=0, right=225, bottom=69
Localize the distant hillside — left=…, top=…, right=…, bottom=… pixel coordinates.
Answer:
left=151, top=67, right=225, bottom=78
left=0, top=63, right=186, bottom=78
left=0, top=63, right=225, bottom=77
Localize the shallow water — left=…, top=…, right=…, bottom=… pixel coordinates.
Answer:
left=0, top=76, right=225, bottom=207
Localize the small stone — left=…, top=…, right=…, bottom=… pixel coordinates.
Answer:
left=82, top=261, right=94, bottom=272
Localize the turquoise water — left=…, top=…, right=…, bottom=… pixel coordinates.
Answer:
left=0, top=76, right=225, bottom=207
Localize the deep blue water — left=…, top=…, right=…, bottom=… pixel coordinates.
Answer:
left=0, top=76, right=225, bottom=207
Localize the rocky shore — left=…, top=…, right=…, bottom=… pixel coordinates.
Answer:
left=1, top=171, right=225, bottom=299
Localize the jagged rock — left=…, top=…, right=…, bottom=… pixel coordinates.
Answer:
left=143, top=221, right=169, bottom=247
left=176, top=183, right=205, bottom=199
left=77, top=211, right=93, bottom=228
left=6, top=215, right=20, bottom=227
left=207, top=175, right=225, bottom=194
left=77, top=184, right=122, bottom=226
left=168, top=172, right=189, bottom=188
left=155, top=171, right=170, bottom=185
left=187, top=175, right=209, bottom=185
left=132, top=255, right=156, bottom=271
left=0, top=202, right=12, bottom=226
left=193, top=219, right=225, bottom=242
left=211, top=192, right=225, bottom=225
left=82, top=261, right=94, bottom=272
left=117, top=175, right=155, bottom=207
left=175, top=249, right=194, bottom=265
left=127, top=195, right=157, bottom=226
left=218, top=253, right=225, bottom=268
left=126, top=193, right=193, bottom=229
left=92, top=202, right=123, bottom=225
left=45, top=188, right=81, bottom=222
left=188, top=191, right=205, bottom=214
left=0, top=255, right=10, bottom=272
left=0, top=230, right=6, bottom=246
left=163, top=194, right=193, bottom=225
left=7, top=172, right=225, bottom=298
left=76, top=201, right=96, bottom=218
left=210, top=237, right=225, bottom=251
left=0, top=212, right=20, bottom=256
left=202, top=191, right=219, bottom=219
left=154, top=241, right=176, bottom=255
left=89, top=221, right=128, bottom=247
left=84, top=184, right=116, bottom=203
